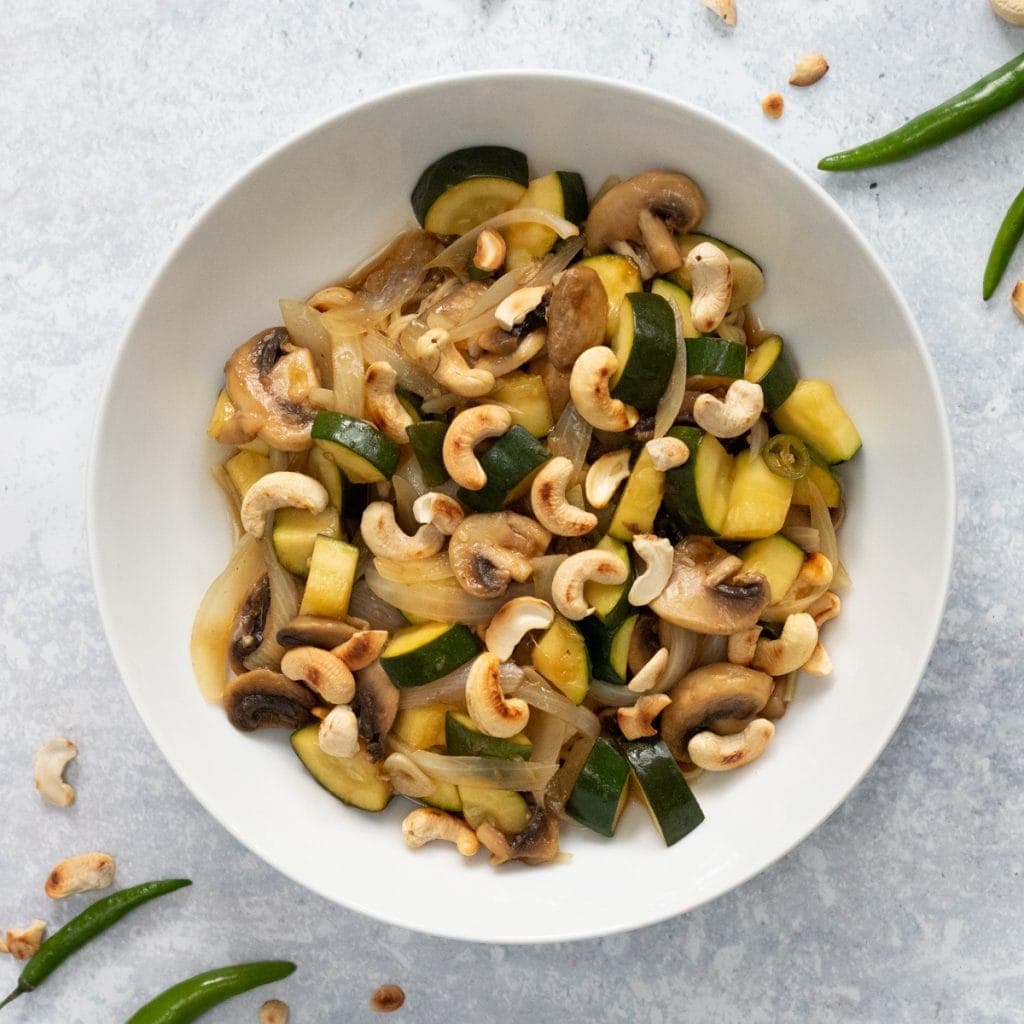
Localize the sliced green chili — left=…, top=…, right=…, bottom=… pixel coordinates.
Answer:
left=124, top=961, right=296, bottom=1024
left=0, top=878, right=191, bottom=1012
left=819, top=51, right=1024, bottom=172
left=983, top=184, right=1024, bottom=299
left=763, top=434, right=810, bottom=480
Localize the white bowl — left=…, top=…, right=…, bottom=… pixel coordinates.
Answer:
left=89, top=71, right=954, bottom=943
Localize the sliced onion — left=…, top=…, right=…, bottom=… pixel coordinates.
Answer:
left=530, top=554, right=567, bottom=604
left=587, top=679, right=641, bottom=707
left=547, top=733, right=596, bottom=814
left=320, top=313, right=364, bottom=418
left=211, top=463, right=242, bottom=541
left=526, top=711, right=570, bottom=800
left=279, top=299, right=333, bottom=386
left=747, top=417, right=769, bottom=462
left=519, top=669, right=600, bottom=739
left=783, top=525, right=821, bottom=552
left=346, top=577, right=408, bottom=632
left=429, top=208, right=579, bottom=272
left=653, top=328, right=688, bottom=439
left=548, top=403, right=592, bottom=476
left=806, top=481, right=851, bottom=590
left=389, top=737, right=556, bottom=791
left=445, top=265, right=537, bottom=341
left=242, top=536, right=301, bottom=671
left=391, top=456, right=427, bottom=533
left=657, top=622, right=699, bottom=691
left=373, top=553, right=454, bottom=584
left=361, top=330, right=436, bottom=396
left=397, top=661, right=523, bottom=710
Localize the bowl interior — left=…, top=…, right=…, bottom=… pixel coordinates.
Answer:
left=90, top=72, right=953, bottom=943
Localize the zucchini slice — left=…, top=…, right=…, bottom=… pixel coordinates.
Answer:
left=380, top=622, right=481, bottom=688
left=744, top=334, right=798, bottom=411
left=531, top=614, right=590, bottom=705
left=225, top=449, right=270, bottom=498
left=685, top=336, right=747, bottom=389
left=720, top=450, right=794, bottom=541
left=792, top=445, right=843, bottom=507
left=772, top=379, right=862, bottom=464
left=504, top=170, right=589, bottom=269
left=490, top=372, right=554, bottom=438
left=272, top=506, right=342, bottom=577
left=312, top=410, right=400, bottom=484
left=308, top=446, right=344, bottom=510
left=583, top=613, right=637, bottom=686
left=456, top=424, right=551, bottom=512
left=291, top=726, right=391, bottom=812
left=584, top=535, right=635, bottom=627
left=566, top=738, right=630, bottom=838
left=393, top=704, right=450, bottom=750
left=411, top=145, right=529, bottom=234
left=298, top=536, right=359, bottom=618
left=673, top=232, right=765, bottom=311
left=662, top=426, right=733, bottom=535
left=739, top=534, right=806, bottom=604
left=420, top=781, right=463, bottom=813
left=610, top=292, right=677, bottom=411
left=459, top=785, right=532, bottom=834
left=406, top=420, right=449, bottom=487
left=649, top=278, right=699, bottom=337
left=577, top=254, right=643, bottom=339
left=445, top=712, right=532, bottom=760
left=608, top=445, right=666, bottom=542
left=621, top=737, right=704, bottom=846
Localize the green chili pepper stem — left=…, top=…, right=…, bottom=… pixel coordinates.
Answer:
left=983, top=184, right=1024, bottom=299
left=124, top=961, right=296, bottom=1024
left=819, top=50, right=1024, bottom=172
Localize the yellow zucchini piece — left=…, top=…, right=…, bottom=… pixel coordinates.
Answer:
left=298, top=536, right=359, bottom=618
left=721, top=451, right=794, bottom=540
left=772, top=380, right=862, bottom=464
left=272, top=507, right=343, bottom=577
left=393, top=704, right=451, bottom=750
left=225, top=449, right=270, bottom=498
left=578, top=254, right=643, bottom=339
left=608, top=446, right=666, bottom=541
left=740, top=535, right=806, bottom=604
left=490, top=373, right=555, bottom=437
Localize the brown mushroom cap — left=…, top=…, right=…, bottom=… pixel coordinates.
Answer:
left=276, top=614, right=359, bottom=650
left=229, top=574, right=271, bottom=674
left=353, top=661, right=400, bottom=763
left=223, top=669, right=317, bottom=732
left=650, top=537, right=770, bottom=634
left=476, top=804, right=561, bottom=866
left=660, top=662, right=773, bottom=760
left=546, top=265, right=608, bottom=370
left=584, top=171, right=706, bottom=256
left=449, top=512, right=551, bottom=598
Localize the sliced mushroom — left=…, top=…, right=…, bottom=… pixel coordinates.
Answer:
left=276, top=615, right=359, bottom=649
left=229, top=574, right=270, bottom=673
left=650, top=536, right=770, bottom=634
left=222, top=669, right=317, bottom=732
left=659, top=662, right=774, bottom=760
left=353, top=661, right=401, bottom=762
left=449, top=512, right=551, bottom=599
left=546, top=266, right=609, bottom=370
left=475, top=804, right=561, bottom=866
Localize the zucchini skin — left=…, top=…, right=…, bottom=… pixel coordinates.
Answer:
left=380, top=623, right=481, bottom=688
left=411, top=145, right=529, bottom=225
left=611, top=292, right=677, bottom=411
left=311, top=411, right=400, bottom=483
left=566, top=738, right=630, bottom=837
left=456, top=425, right=550, bottom=512
left=621, top=738, right=704, bottom=847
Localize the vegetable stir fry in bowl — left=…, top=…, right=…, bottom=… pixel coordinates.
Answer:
left=194, top=145, right=862, bottom=866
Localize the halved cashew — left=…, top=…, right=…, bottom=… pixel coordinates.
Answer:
left=627, top=646, right=669, bottom=693
left=318, top=704, right=359, bottom=759
left=402, top=807, right=480, bottom=857
left=686, top=241, right=733, bottom=333
left=802, top=642, right=833, bottom=676
left=531, top=457, right=598, bottom=537
left=259, top=999, right=290, bottom=1024
left=414, top=328, right=494, bottom=397
left=465, top=652, right=530, bottom=738
left=240, top=471, right=328, bottom=538
left=762, top=92, right=785, bottom=119
left=645, top=436, right=689, bottom=471
left=473, top=228, right=506, bottom=272
left=629, top=535, right=674, bottom=606
left=701, top=0, right=737, bottom=25
left=751, top=612, right=818, bottom=675
left=331, top=630, right=389, bottom=671
left=569, top=347, right=639, bottom=431
left=617, top=693, right=672, bottom=739
left=551, top=550, right=629, bottom=620
left=485, top=597, right=555, bottom=660
left=1014, top=280, right=1024, bottom=319
left=585, top=450, right=632, bottom=509
left=475, top=329, right=548, bottom=377
left=281, top=646, right=356, bottom=704
left=413, top=491, right=466, bottom=535
left=382, top=752, right=435, bottom=799
left=364, top=362, right=414, bottom=444
left=727, top=626, right=762, bottom=666
left=693, top=380, right=764, bottom=439
left=45, top=853, right=116, bottom=899
left=806, top=591, right=841, bottom=628
left=790, top=53, right=829, bottom=86
left=494, top=286, right=547, bottom=330
left=360, top=502, right=445, bottom=560
left=688, top=718, right=774, bottom=771
left=443, top=404, right=512, bottom=490
left=3, top=920, right=46, bottom=960
left=34, top=737, right=78, bottom=808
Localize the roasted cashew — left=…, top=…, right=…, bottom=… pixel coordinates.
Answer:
left=1013, top=280, right=1024, bottom=319
left=494, top=286, right=548, bottom=330
left=443, top=405, right=513, bottom=490
left=412, top=491, right=466, bottom=535
left=551, top=549, right=630, bottom=620
left=3, top=920, right=46, bottom=961
left=762, top=92, right=785, bottom=119
left=628, top=535, right=674, bottom=606
left=331, top=629, right=389, bottom=671
left=569, top=347, right=639, bottom=431
left=239, top=471, right=328, bottom=538
left=465, top=652, right=530, bottom=738
left=414, top=328, right=494, bottom=397
left=259, top=999, right=290, bottom=1024
left=686, top=241, right=733, bottom=334
left=585, top=449, right=632, bottom=509
left=700, top=0, right=737, bottom=24
left=790, top=53, right=829, bottom=86
left=627, top=646, right=669, bottom=693
left=474, top=329, right=548, bottom=377
left=802, top=642, right=833, bottom=676
left=806, top=591, right=841, bottom=628
left=617, top=693, right=672, bottom=739
left=360, top=501, right=445, bottom=560
left=402, top=807, right=480, bottom=857
left=473, top=228, right=506, bottom=272
left=645, top=436, right=689, bottom=471
left=530, top=456, right=598, bottom=537
left=382, top=752, right=435, bottom=799
left=485, top=597, right=555, bottom=661
left=308, top=286, right=355, bottom=311
left=364, top=362, right=414, bottom=444
left=727, top=625, right=762, bottom=666
left=45, top=853, right=116, bottom=899
left=688, top=719, right=774, bottom=771
left=751, top=612, right=818, bottom=675
left=34, top=737, right=77, bottom=808
left=280, top=646, right=356, bottom=704
left=693, top=379, right=764, bottom=439
left=318, top=704, right=359, bottom=758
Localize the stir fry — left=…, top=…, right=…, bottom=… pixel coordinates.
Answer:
left=193, top=146, right=861, bottom=865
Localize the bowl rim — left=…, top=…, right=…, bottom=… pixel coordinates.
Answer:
left=87, top=68, right=956, bottom=943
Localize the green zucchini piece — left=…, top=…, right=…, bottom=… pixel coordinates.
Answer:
left=490, top=372, right=554, bottom=437
left=456, top=424, right=550, bottom=512
left=380, top=622, right=481, bottom=688
left=649, top=278, right=699, bottom=337
left=298, top=536, right=359, bottom=618
left=673, top=232, right=765, bottom=310
left=504, top=171, right=589, bottom=269
left=566, top=738, right=630, bottom=838
left=772, top=379, right=862, bottom=464
left=411, top=146, right=529, bottom=234
left=583, top=613, right=637, bottom=686
left=578, top=254, right=643, bottom=339
left=583, top=535, right=634, bottom=627
left=459, top=785, right=532, bottom=834
left=720, top=449, right=794, bottom=541
left=610, top=292, right=677, bottom=411
left=739, top=534, right=806, bottom=604
left=621, top=737, right=704, bottom=846
left=531, top=614, right=590, bottom=704
left=272, top=507, right=342, bottom=577
left=420, top=781, right=463, bottom=812
left=393, top=704, right=450, bottom=750
left=445, top=712, right=532, bottom=760
left=308, top=446, right=344, bottom=510
left=744, top=334, right=798, bottom=411
left=291, top=726, right=391, bottom=812
left=406, top=420, right=450, bottom=487
left=685, top=336, right=747, bottom=389
left=608, top=445, right=666, bottom=541
left=792, top=445, right=843, bottom=507
left=662, top=426, right=733, bottom=535
left=312, top=410, right=400, bottom=483
left=394, top=386, right=425, bottom=424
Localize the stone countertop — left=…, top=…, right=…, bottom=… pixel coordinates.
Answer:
left=2, top=2, right=1022, bottom=1021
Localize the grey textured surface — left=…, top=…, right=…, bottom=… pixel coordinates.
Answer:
left=2, top=1, right=1022, bottom=1021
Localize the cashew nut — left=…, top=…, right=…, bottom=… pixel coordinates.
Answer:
left=727, top=625, right=762, bottom=666
left=331, top=629, right=389, bottom=671
left=239, top=471, right=329, bottom=538
left=402, top=807, right=480, bottom=857
left=689, top=718, right=774, bottom=771
left=701, top=0, right=737, bottom=25
left=360, top=501, right=445, bottom=560
left=414, top=328, right=494, bottom=397
left=485, top=597, right=555, bottom=661
left=412, top=491, right=466, bottom=535
left=569, top=347, right=639, bottom=431
left=473, top=228, right=507, bottom=272
left=806, top=591, right=841, bottom=628
left=1012, top=280, right=1024, bottom=319
left=617, top=693, right=672, bottom=739
left=530, top=457, right=598, bottom=537
left=364, top=362, right=414, bottom=444
left=627, top=646, right=670, bottom=693
left=762, top=92, right=785, bottom=119
left=3, top=920, right=46, bottom=961
left=551, top=549, right=630, bottom=620
left=802, top=642, right=833, bottom=677
left=585, top=449, right=632, bottom=509
left=442, top=404, right=513, bottom=490
left=382, top=752, right=435, bottom=799
left=259, top=999, right=290, bottom=1024
left=281, top=646, right=356, bottom=704
left=693, top=379, right=765, bottom=438
left=318, top=704, right=359, bottom=758
left=465, top=652, right=530, bottom=738
left=629, top=535, right=674, bottom=606
left=686, top=241, right=733, bottom=334
left=751, top=612, right=819, bottom=675
left=308, top=286, right=355, bottom=311
left=645, top=436, right=690, bottom=471
left=45, top=853, right=116, bottom=899
left=475, top=328, right=548, bottom=377
left=789, top=53, right=829, bottom=87
left=34, top=737, right=77, bottom=808
left=494, top=286, right=547, bottom=330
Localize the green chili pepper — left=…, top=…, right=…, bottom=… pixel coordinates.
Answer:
left=983, top=184, right=1024, bottom=299
left=124, top=961, right=296, bottom=1024
left=0, top=878, right=191, bottom=1012
left=819, top=51, right=1024, bottom=172
left=763, top=434, right=810, bottom=480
